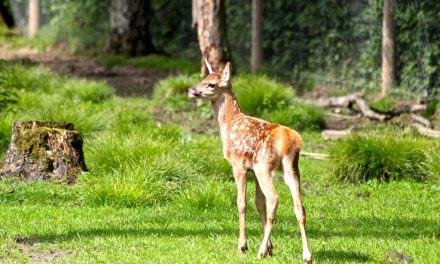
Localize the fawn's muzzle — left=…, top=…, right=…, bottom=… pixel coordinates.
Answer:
left=188, top=87, right=200, bottom=98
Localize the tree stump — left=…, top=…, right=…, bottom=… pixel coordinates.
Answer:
left=0, top=121, right=87, bottom=183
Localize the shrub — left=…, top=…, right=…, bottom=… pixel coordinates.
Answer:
left=329, top=128, right=431, bottom=183
left=233, top=74, right=294, bottom=117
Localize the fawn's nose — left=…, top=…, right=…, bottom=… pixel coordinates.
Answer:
left=188, top=87, right=200, bottom=98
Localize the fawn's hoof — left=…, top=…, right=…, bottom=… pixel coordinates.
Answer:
left=257, top=249, right=269, bottom=259
left=267, top=241, right=273, bottom=256
left=237, top=243, right=248, bottom=254
left=303, top=250, right=312, bottom=264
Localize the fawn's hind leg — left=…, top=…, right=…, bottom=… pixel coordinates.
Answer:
left=254, top=167, right=278, bottom=259
left=255, top=179, right=273, bottom=255
left=282, top=151, right=312, bottom=263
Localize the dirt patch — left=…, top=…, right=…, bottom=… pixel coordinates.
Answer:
left=2, top=235, right=73, bottom=263
left=29, top=249, right=72, bottom=263
left=0, top=47, right=166, bottom=97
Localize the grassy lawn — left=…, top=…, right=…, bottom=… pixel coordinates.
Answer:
left=1, top=170, right=439, bottom=263
left=0, top=61, right=439, bottom=263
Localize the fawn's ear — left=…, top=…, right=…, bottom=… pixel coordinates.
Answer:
left=205, top=58, right=213, bottom=74
left=221, top=62, right=230, bottom=84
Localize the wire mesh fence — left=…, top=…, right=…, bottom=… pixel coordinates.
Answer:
left=7, top=0, right=439, bottom=97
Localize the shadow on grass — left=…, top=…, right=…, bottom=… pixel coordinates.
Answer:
left=27, top=214, right=437, bottom=244
left=314, top=249, right=370, bottom=263
left=29, top=226, right=237, bottom=244
left=306, top=216, right=437, bottom=239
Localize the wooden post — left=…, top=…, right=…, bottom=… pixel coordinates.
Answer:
left=28, top=0, right=40, bottom=37
left=381, top=0, right=395, bottom=96
left=251, top=0, right=263, bottom=73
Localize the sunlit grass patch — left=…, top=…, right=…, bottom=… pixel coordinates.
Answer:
left=100, top=54, right=199, bottom=74
left=174, top=180, right=235, bottom=212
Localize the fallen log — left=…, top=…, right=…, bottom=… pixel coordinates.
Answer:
left=300, top=152, right=329, bottom=160
left=314, top=92, right=364, bottom=108
left=321, top=128, right=352, bottom=140
left=410, top=114, right=432, bottom=128
left=312, top=93, right=428, bottom=122
left=412, top=123, right=440, bottom=138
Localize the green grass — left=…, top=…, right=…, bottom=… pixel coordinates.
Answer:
left=0, top=62, right=439, bottom=263
left=329, top=127, right=437, bottom=183
left=0, top=161, right=439, bottom=263
left=233, top=74, right=295, bottom=117
left=100, top=54, right=199, bottom=74
left=369, top=96, right=397, bottom=112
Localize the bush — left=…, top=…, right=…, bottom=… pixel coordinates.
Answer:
left=233, top=74, right=294, bottom=116
left=329, top=128, right=432, bottom=183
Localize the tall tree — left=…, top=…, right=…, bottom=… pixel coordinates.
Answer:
left=28, top=0, right=39, bottom=37
left=105, top=0, right=155, bottom=56
left=381, top=0, right=395, bottom=96
left=192, top=0, right=231, bottom=74
left=251, top=0, right=262, bottom=73
left=0, top=0, right=15, bottom=28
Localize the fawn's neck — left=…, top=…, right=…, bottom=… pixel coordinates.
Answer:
left=212, top=88, right=242, bottom=142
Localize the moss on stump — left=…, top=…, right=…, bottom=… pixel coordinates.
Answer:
left=0, top=121, right=87, bottom=183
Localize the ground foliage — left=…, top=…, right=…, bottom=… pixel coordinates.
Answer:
left=0, top=61, right=439, bottom=263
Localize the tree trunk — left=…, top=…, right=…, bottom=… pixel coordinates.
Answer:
left=28, top=0, right=39, bottom=37
left=251, top=0, right=263, bottom=73
left=104, top=0, right=155, bottom=56
left=0, top=0, right=15, bottom=28
left=0, top=121, right=87, bottom=184
left=193, top=0, right=231, bottom=74
left=381, top=0, right=395, bottom=96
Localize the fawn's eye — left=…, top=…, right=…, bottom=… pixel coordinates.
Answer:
left=208, top=83, right=216, bottom=88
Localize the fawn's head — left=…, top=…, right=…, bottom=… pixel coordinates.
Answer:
left=188, top=59, right=231, bottom=101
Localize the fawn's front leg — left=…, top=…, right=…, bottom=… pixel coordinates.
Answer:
left=233, top=166, right=247, bottom=254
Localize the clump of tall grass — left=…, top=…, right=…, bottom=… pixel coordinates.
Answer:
left=233, top=74, right=294, bottom=116
left=426, top=140, right=440, bottom=179
left=174, top=180, right=235, bottom=212
left=61, top=79, right=114, bottom=103
left=83, top=157, right=194, bottom=207
left=262, top=102, right=325, bottom=131
left=329, top=127, right=432, bottom=183
left=233, top=74, right=325, bottom=131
